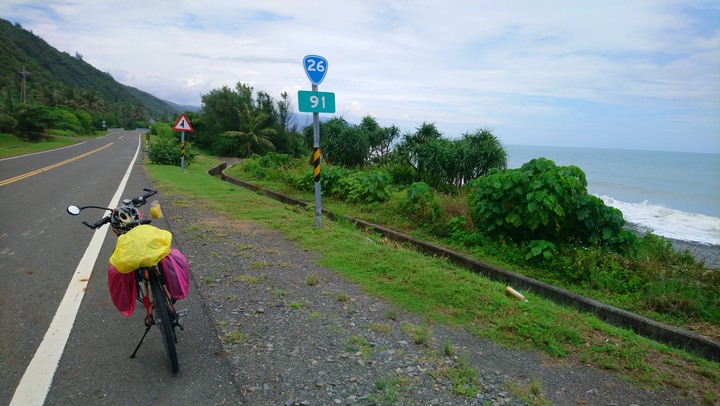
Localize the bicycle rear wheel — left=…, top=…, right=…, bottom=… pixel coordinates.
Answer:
left=151, top=274, right=179, bottom=373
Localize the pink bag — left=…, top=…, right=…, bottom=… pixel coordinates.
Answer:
left=107, top=248, right=189, bottom=317
left=108, top=265, right=137, bottom=317
left=160, top=248, right=190, bottom=300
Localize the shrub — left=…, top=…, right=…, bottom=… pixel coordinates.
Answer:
left=467, top=158, right=637, bottom=253
left=333, top=170, right=393, bottom=203
left=15, top=104, right=53, bottom=140
left=399, top=182, right=440, bottom=222
left=259, top=152, right=291, bottom=168
left=150, top=122, right=174, bottom=138
left=147, top=136, right=196, bottom=166
left=288, top=168, right=314, bottom=192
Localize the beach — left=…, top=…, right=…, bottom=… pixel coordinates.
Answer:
left=670, top=239, right=720, bottom=269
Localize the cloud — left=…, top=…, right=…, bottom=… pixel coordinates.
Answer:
left=1, top=0, right=718, bottom=152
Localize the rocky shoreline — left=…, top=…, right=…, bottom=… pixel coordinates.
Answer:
left=669, top=238, right=720, bottom=269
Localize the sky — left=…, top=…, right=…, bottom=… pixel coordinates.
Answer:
left=2, top=1, right=719, bottom=153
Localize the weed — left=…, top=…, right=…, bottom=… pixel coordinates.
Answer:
left=273, top=289, right=289, bottom=297
left=224, top=329, right=246, bottom=345
left=345, top=336, right=373, bottom=360
left=289, top=301, right=305, bottom=309
left=234, top=274, right=263, bottom=284
left=443, top=339, right=453, bottom=357
left=249, top=260, right=271, bottom=269
left=703, top=391, right=718, bottom=405
left=401, top=322, right=431, bottom=346
left=386, top=310, right=398, bottom=321
left=530, top=379, right=542, bottom=396
left=337, top=292, right=349, bottom=302
left=369, top=375, right=405, bottom=404
left=432, top=357, right=478, bottom=397
left=368, top=322, right=393, bottom=334
left=306, top=273, right=320, bottom=286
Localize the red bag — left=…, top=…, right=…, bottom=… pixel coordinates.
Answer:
left=108, top=265, right=137, bottom=317
left=160, top=248, right=190, bottom=300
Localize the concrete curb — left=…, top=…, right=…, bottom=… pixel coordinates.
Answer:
left=208, top=162, right=720, bottom=362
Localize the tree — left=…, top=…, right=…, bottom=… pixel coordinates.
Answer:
left=277, top=91, right=296, bottom=133
left=222, top=104, right=276, bottom=157
left=304, top=117, right=370, bottom=167
left=357, top=116, right=400, bottom=166
left=446, top=128, right=507, bottom=188
left=396, top=122, right=445, bottom=187
left=15, top=104, right=52, bottom=140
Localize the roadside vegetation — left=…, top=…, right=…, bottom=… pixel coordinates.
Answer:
left=146, top=155, right=719, bottom=404
left=222, top=150, right=719, bottom=337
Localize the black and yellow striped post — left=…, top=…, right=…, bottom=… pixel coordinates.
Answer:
left=180, top=139, right=186, bottom=172
left=313, top=147, right=321, bottom=182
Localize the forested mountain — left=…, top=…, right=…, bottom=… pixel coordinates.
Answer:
left=0, top=18, right=179, bottom=122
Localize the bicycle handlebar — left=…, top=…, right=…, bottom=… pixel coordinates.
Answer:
left=129, top=188, right=157, bottom=208
left=70, top=188, right=158, bottom=230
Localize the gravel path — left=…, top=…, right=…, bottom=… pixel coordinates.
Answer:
left=163, top=201, right=692, bottom=406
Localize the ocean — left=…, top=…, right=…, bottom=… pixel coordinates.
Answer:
left=504, top=145, right=720, bottom=246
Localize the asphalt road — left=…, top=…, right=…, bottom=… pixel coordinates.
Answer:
left=0, top=131, right=241, bottom=405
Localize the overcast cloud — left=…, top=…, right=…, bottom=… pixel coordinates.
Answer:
left=2, top=0, right=719, bottom=152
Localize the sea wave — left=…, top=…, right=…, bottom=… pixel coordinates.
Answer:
left=597, top=195, right=720, bottom=246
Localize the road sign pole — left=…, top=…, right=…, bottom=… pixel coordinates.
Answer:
left=180, top=131, right=185, bottom=173
left=312, top=84, right=322, bottom=227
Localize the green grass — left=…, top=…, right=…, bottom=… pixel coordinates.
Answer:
left=144, top=155, right=720, bottom=403
left=0, top=133, right=81, bottom=158
left=0, top=131, right=114, bottom=159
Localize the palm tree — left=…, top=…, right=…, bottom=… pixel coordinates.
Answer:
left=223, top=104, right=276, bottom=157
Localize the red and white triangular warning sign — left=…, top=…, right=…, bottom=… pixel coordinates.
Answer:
left=173, top=113, right=194, bottom=132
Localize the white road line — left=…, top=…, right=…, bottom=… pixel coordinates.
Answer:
left=10, top=133, right=142, bottom=406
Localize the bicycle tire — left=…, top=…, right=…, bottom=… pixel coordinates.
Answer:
left=151, top=273, right=179, bottom=373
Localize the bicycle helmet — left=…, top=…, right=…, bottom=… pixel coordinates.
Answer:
left=110, top=206, right=144, bottom=235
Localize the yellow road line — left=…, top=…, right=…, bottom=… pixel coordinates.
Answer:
left=0, top=143, right=113, bottom=187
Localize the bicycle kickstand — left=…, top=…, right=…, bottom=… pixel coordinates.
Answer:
left=130, top=325, right=152, bottom=358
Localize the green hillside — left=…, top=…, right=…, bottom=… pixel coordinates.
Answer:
left=0, top=18, right=180, bottom=129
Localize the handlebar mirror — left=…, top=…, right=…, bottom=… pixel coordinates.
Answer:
left=67, top=205, right=81, bottom=215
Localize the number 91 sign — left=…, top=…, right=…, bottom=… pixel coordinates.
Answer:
left=303, top=55, right=328, bottom=86
left=298, top=90, right=335, bottom=113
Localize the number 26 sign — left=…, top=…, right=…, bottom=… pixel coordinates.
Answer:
left=303, top=55, right=328, bottom=86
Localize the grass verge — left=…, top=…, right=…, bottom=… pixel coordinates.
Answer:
left=0, top=131, right=112, bottom=158
left=0, top=133, right=82, bottom=158
left=145, top=155, right=720, bottom=404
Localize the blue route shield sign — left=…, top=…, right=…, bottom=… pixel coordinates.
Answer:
left=303, top=55, right=328, bottom=86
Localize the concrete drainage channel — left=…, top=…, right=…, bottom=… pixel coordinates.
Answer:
left=208, top=162, right=720, bottom=362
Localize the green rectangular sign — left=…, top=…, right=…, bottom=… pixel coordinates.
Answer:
left=298, top=90, right=336, bottom=113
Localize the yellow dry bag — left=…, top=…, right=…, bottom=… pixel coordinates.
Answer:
left=109, top=225, right=172, bottom=274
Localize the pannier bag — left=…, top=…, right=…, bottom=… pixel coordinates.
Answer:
left=109, top=225, right=172, bottom=274
left=160, top=248, right=190, bottom=300
left=108, top=243, right=190, bottom=316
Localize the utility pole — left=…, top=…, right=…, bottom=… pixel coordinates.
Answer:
left=19, top=66, right=30, bottom=103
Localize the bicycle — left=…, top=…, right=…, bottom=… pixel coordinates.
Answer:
left=67, top=188, right=188, bottom=374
